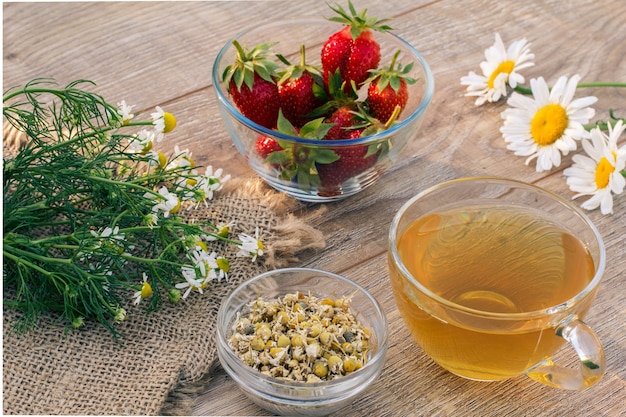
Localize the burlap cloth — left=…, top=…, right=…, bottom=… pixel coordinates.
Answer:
left=2, top=124, right=326, bottom=415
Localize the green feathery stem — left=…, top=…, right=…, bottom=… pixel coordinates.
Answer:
left=3, top=79, right=244, bottom=339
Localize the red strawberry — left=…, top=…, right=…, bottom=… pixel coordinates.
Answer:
left=255, top=135, right=283, bottom=159
left=317, top=128, right=379, bottom=190
left=324, top=105, right=360, bottom=140
left=321, top=26, right=354, bottom=87
left=365, top=50, right=417, bottom=123
left=345, top=30, right=381, bottom=88
left=277, top=45, right=324, bottom=128
left=222, top=41, right=280, bottom=129
left=321, top=1, right=391, bottom=90
left=318, top=103, right=399, bottom=193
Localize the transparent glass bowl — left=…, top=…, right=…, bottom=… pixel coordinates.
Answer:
left=216, top=268, right=389, bottom=416
left=212, top=19, right=434, bottom=202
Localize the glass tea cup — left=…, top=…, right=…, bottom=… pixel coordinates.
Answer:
left=387, top=177, right=606, bottom=390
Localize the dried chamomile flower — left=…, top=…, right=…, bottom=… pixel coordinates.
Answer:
left=228, top=291, right=372, bottom=382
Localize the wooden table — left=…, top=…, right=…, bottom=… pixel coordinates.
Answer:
left=4, top=1, right=625, bottom=415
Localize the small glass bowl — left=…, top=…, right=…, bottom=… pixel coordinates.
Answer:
left=216, top=268, right=389, bottom=416
left=212, top=19, right=434, bottom=202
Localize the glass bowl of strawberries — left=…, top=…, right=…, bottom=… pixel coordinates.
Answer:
left=212, top=2, right=434, bottom=202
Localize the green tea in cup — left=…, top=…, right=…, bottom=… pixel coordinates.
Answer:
left=388, top=177, right=605, bottom=390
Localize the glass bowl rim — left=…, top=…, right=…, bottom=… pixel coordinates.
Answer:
left=211, top=18, right=435, bottom=147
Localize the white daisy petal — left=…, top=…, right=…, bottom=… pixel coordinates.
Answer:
left=529, top=77, right=546, bottom=104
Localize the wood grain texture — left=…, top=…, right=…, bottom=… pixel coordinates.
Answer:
left=3, top=1, right=625, bottom=416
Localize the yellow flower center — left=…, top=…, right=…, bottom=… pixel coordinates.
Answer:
left=217, top=257, right=230, bottom=273
left=595, top=156, right=615, bottom=189
left=530, top=104, right=569, bottom=146
left=196, top=240, right=208, bottom=252
left=170, top=198, right=181, bottom=214
left=142, top=141, right=153, bottom=153
left=186, top=177, right=198, bottom=186
left=157, top=151, right=167, bottom=169
left=163, top=112, right=177, bottom=133
left=487, top=60, right=515, bottom=89
left=217, top=225, right=230, bottom=238
left=140, top=281, right=153, bottom=299
left=257, top=240, right=264, bottom=251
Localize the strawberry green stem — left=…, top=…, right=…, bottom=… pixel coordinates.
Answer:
left=389, top=50, right=401, bottom=70
left=384, top=105, right=402, bottom=128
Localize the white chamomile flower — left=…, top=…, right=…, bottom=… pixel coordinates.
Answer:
left=214, top=255, right=230, bottom=282
left=500, top=74, right=597, bottom=172
left=90, top=226, right=131, bottom=255
left=133, top=273, right=153, bottom=305
left=146, top=150, right=168, bottom=170
left=204, top=221, right=236, bottom=241
left=128, top=128, right=155, bottom=153
left=460, top=33, right=535, bottom=105
left=151, top=106, right=177, bottom=140
left=564, top=120, right=626, bottom=214
left=117, top=100, right=135, bottom=125
left=187, top=247, right=218, bottom=282
left=146, top=186, right=181, bottom=218
left=90, top=225, right=119, bottom=239
left=168, top=145, right=195, bottom=171
left=237, top=227, right=264, bottom=262
left=176, top=268, right=205, bottom=299
left=201, top=166, right=231, bottom=201
left=195, top=249, right=229, bottom=282
left=175, top=173, right=200, bottom=202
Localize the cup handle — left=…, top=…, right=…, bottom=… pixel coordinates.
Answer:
left=526, top=318, right=605, bottom=390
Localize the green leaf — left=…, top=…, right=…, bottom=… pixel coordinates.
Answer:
left=276, top=111, right=299, bottom=136
left=265, top=150, right=291, bottom=165
left=313, top=149, right=340, bottom=164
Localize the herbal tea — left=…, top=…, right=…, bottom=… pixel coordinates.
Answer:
left=388, top=204, right=596, bottom=381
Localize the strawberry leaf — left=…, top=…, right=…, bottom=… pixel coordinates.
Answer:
left=363, top=50, right=417, bottom=92
left=261, top=112, right=339, bottom=187
left=276, top=111, right=300, bottom=136
left=223, top=40, right=279, bottom=91
left=313, top=149, right=341, bottom=164
left=326, top=0, right=392, bottom=37
left=276, top=45, right=323, bottom=86
left=265, top=149, right=292, bottom=165
left=299, top=118, right=334, bottom=139
left=364, top=140, right=391, bottom=158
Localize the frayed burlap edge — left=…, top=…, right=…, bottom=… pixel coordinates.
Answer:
left=219, top=177, right=328, bottom=269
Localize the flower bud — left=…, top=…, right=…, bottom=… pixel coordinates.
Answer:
left=169, top=289, right=181, bottom=303
left=72, top=316, right=85, bottom=329
left=114, top=308, right=127, bottom=323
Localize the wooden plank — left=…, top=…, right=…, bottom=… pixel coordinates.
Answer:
left=2, top=0, right=430, bottom=108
